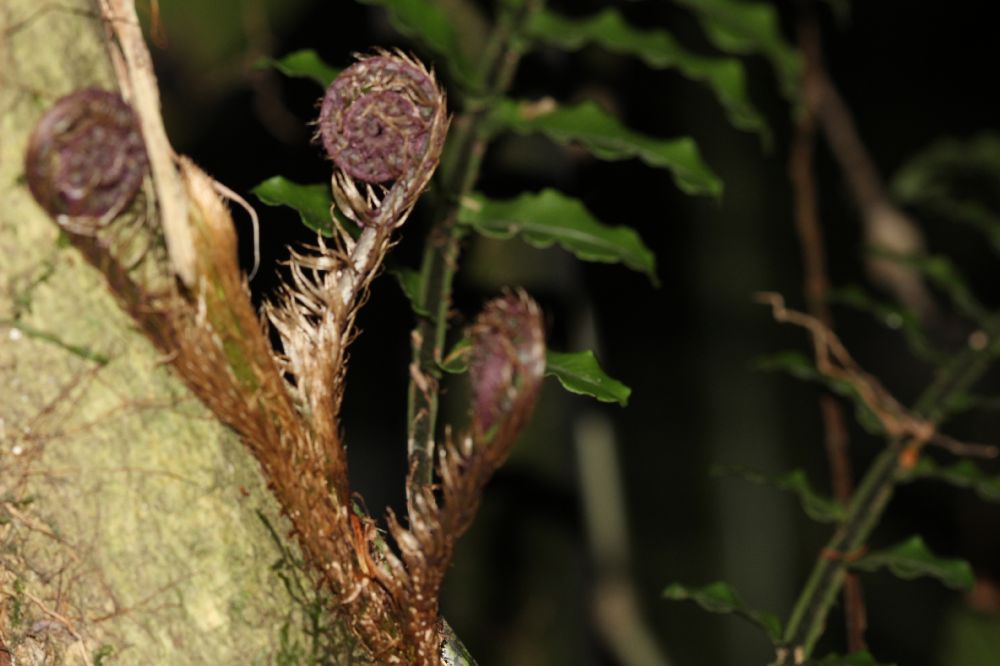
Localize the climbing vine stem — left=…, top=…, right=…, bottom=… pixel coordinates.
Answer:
left=779, top=313, right=1000, bottom=663
left=406, top=0, right=544, bottom=486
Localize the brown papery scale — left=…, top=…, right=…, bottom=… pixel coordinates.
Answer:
left=469, top=292, right=546, bottom=436
left=24, top=88, right=148, bottom=220
left=318, top=54, right=438, bottom=184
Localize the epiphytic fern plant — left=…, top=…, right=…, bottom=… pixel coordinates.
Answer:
left=254, top=1, right=1000, bottom=664
left=248, top=0, right=762, bottom=661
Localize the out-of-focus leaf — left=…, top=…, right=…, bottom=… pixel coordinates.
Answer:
left=526, top=8, right=768, bottom=141
left=392, top=267, right=430, bottom=317
left=893, top=134, right=1000, bottom=197
left=546, top=350, right=631, bottom=406
left=257, top=49, right=339, bottom=87
left=804, top=652, right=896, bottom=666
left=827, top=285, right=944, bottom=364
left=487, top=98, right=722, bottom=197
left=152, top=0, right=310, bottom=70
left=673, top=0, right=800, bottom=98
left=252, top=177, right=360, bottom=239
left=358, top=0, right=477, bottom=87
left=458, top=190, right=657, bottom=282
left=753, top=351, right=883, bottom=435
left=252, top=177, right=334, bottom=236
left=851, top=535, right=975, bottom=591
left=870, top=251, right=988, bottom=324
left=662, top=581, right=782, bottom=644
left=754, top=350, right=820, bottom=382
left=892, top=134, right=1000, bottom=254
left=917, top=198, right=1000, bottom=253
left=713, top=465, right=845, bottom=523
left=250, top=176, right=342, bottom=236
left=901, top=458, right=1000, bottom=503
left=822, top=0, right=852, bottom=23
left=938, top=605, right=1000, bottom=666
left=943, top=392, right=1000, bottom=416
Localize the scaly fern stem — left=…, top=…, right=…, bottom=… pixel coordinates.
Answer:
left=407, top=0, right=543, bottom=485
left=779, top=315, right=1000, bottom=662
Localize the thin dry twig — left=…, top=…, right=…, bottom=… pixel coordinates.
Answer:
left=757, top=292, right=919, bottom=437
left=755, top=292, right=996, bottom=467
left=928, top=433, right=999, bottom=459
left=759, top=291, right=1000, bottom=469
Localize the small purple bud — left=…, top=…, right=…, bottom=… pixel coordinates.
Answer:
left=24, top=89, right=148, bottom=220
left=469, top=292, right=545, bottom=435
left=318, top=54, right=437, bottom=184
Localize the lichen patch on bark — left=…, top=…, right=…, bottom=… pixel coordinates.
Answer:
left=1, top=2, right=316, bottom=663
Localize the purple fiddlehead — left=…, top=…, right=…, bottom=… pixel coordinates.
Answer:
left=470, top=291, right=546, bottom=439
left=316, top=52, right=447, bottom=228
left=25, top=89, right=148, bottom=222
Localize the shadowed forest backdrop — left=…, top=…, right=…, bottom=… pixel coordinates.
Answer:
left=4, top=0, right=1000, bottom=664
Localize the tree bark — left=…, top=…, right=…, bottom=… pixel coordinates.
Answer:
left=1, top=2, right=312, bottom=663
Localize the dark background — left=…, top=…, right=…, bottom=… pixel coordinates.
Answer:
left=147, top=1, right=1000, bottom=664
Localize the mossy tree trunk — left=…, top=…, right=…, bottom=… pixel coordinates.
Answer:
left=1, top=2, right=315, bottom=663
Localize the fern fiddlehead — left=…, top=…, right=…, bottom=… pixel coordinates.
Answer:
left=24, top=89, right=147, bottom=222
left=317, top=51, right=447, bottom=229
